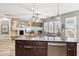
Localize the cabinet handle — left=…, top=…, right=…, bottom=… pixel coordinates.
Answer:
left=19, top=45, right=22, bottom=48
left=24, top=46, right=32, bottom=48
left=68, top=48, right=71, bottom=51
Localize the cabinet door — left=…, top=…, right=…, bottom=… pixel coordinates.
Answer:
left=15, top=40, right=23, bottom=56
left=44, top=22, right=49, bottom=33
left=33, top=41, right=47, bottom=56
left=67, top=42, right=77, bottom=56
left=34, top=45, right=47, bottom=56
left=54, top=20, right=61, bottom=33
left=49, top=21, right=53, bottom=33
left=23, top=41, right=33, bottom=56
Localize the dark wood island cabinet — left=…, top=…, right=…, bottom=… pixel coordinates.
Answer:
left=15, top=40, right=77, bottom=56
left=15, top=40, right=47, bottom=56
left=67, top=42, right=77, bottom=56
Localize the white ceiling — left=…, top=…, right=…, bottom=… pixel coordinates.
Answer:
left=0, top=3, right=79, bottom=20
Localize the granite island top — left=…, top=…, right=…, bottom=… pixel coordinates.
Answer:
left=14, top=36, right=77, bottom=43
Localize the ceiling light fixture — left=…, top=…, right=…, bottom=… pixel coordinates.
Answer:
left=56, top=3, right=60, bottom=20
left=32, top=3, right=35, bottom=21
left=32, top=3, right=40, bottom=22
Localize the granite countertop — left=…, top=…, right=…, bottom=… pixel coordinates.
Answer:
left=14, top=36, right=77, bottom=43
left=15, top=36, right=75, bottom=43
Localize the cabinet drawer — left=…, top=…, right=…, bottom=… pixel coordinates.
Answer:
left=24, top=41, right=47, bottom=45
left=24, top=41, right=33, bottom=46
left=16, top=40, right=23, bottom=44
left=32, top=41, right=47, bottom=46
left=33, top=45, right=47, bottom=48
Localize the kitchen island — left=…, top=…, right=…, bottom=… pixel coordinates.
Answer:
left=15, top=36, right=77, bottom=56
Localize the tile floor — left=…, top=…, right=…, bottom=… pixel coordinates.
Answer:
left=0, top=39, right=15, bottom=56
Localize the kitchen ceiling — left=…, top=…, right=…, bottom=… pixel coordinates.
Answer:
left=0, top=3, right=79, bottom=20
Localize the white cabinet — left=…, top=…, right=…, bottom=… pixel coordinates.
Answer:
left=54, top=20, right=61, bottom=33
left=12, top=20, right=18, bottom=30
left=49, top=21, right=53, bottom=33
left=44, top=22, right=49, bottom=33
left=44, top=20, right=61, bottom=34
left=12, top=21, right=26, bottom=30
left=18, top=22, right=25, bottom=30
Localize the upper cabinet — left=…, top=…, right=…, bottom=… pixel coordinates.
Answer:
left=12, top=20, right=18, bottom=30
left=18, top=22, right=26, bottom=30
left=11, top=19, right=43, bottom=30
left=44, top=22, right=49, bottom=33
left=54, top=20, right=61, bottom=34
left=49, top=21, right=53, bottom=33
left=43, top=20, right=61, bottom=34
left=11, top=20, right=26, bottom=30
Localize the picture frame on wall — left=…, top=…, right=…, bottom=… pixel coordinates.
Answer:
left=1, top=21, right=9, bottom=34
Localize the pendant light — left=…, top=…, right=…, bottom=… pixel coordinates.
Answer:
left=32, top=3, right=39, bottom=22
left=32, top=3, right=35, bottom=20
left=56, top=3, right=60, bottom=20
